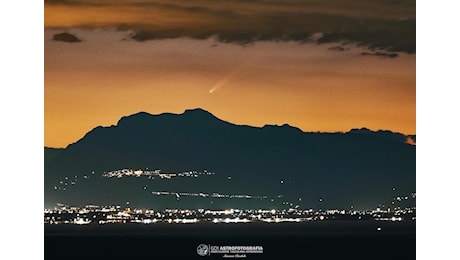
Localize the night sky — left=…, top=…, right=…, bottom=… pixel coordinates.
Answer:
left=45, top=0, right=415, bottom=148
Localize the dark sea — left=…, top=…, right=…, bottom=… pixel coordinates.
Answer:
left=45, top=221, right=415, bottom=260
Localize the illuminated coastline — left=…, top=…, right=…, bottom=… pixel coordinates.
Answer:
left=44, top=204, right=415, bottom=225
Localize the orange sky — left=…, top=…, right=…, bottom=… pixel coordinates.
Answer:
left=45, top=29, right=415, bottom=148
left=44, top=1, right=415, bottom=148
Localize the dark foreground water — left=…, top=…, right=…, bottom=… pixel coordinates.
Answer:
left=45, top=221, right=415, bottom=260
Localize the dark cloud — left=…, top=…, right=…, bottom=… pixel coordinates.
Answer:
left=126, top=11, right=415, bottom=52
left=328, top=46, right=347, bottom=51
left=52, top=32, right=82, bottom=43
left=360, top=52, right=399, bottom=58
left=45, top=0, right=415, bottom=53
left=318, top=18, right=416, bottom=53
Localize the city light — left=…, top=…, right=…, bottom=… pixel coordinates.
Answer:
left=44, top=204, right=416, bottom=225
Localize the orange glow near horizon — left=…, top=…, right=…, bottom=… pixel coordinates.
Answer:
left=45, top=1, right=415, bottom=148
left=45, top=29, right=415, bottom=148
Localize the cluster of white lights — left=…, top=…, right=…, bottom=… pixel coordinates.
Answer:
left=151, top=190, right=280, bottom=201
left=102, top=168, right=214, bottom=179
left=45, top=204, right=416, bottom=225
left=212, top=218, right=251, bottom=224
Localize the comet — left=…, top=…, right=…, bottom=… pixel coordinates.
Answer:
left=209, top=60, right=250, bottom=94
left=209, top=71, right=235, bottom=94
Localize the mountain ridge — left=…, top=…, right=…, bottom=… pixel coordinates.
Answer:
left=51, top=108, right=414, bottom=150
left=45, top=108, right=415, bottom=210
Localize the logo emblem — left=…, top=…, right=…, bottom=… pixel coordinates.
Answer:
left=197, top=244, right=209, bottom=256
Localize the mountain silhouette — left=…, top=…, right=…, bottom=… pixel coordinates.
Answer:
left=45, top=108, right=415, bottom=210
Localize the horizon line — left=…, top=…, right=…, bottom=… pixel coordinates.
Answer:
left=44, top=108, right=416, bottom=149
